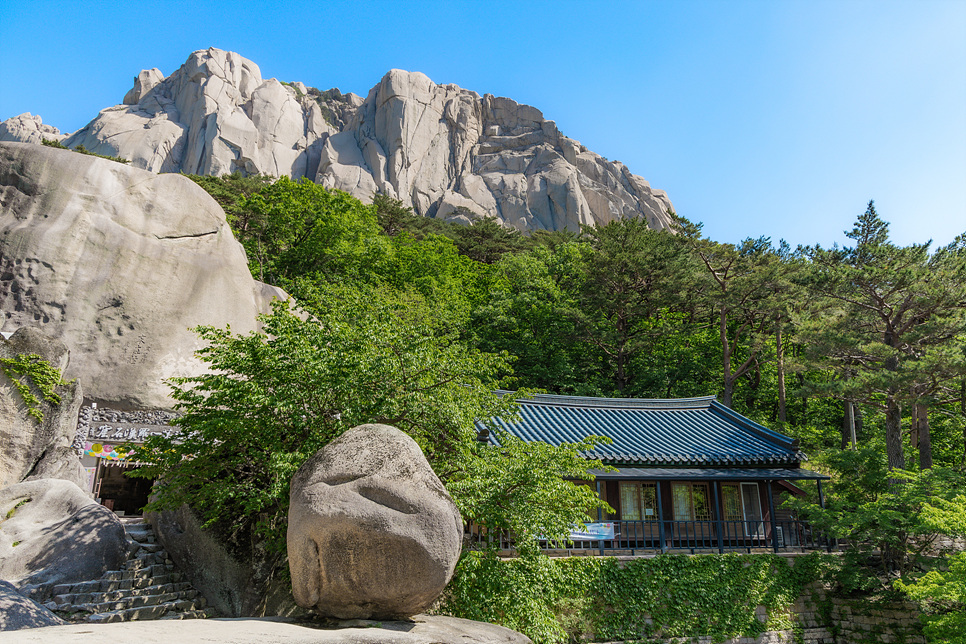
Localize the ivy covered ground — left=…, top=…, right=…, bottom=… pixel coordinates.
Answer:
left=440, top=552, right=834, bottom=644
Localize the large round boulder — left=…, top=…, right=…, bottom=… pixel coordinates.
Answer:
left=0, top=141, right=286, bottom=408
left=0, top=479, right=128, bottom=601
left=287, top=424, right=463, bottom=619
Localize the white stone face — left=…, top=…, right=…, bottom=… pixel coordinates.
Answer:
left=323, top=69, right=674, bottom=231
left=0, top=142, right=285, bottom=409
left=60, top=48, right=334, bottom=181
left=0, top=114, right=65, bottom=145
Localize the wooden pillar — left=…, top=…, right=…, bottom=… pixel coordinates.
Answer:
left=596, top=480, right=605, bottom=556
left=656, top=480, right=666, bottom=554
left=766, top=482, right=779, bottom=553
left=712, top=481, right=724, bottom=554
left=817, top=479, right=832, bottom=552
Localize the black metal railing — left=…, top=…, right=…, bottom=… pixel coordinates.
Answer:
left=465, top=518, right=830, bottom=555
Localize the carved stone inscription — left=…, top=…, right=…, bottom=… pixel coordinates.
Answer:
left=73, top=405, right=180, bottom=453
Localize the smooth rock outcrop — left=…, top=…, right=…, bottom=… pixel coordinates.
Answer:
left=0, top=327, right=85, bottom=490
left=0, top=141, right=286, bottom=408
left=0, top=114, right=65, bottom=145
left=288, top=424, right=463, bottom=620
left=0, top=581, right=66, bottom=631
left=321, top=70, right=675, bottom=232
left=18, top=48, right=674, bottom=232
left=0, top=479, right=128, bottom=602
left=0, top=614, right=532, bottom=644
left=64, top=48, right=352, bottom=179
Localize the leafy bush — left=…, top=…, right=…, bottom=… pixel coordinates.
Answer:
left=449, top=432, right=613, bottom=555
left=895, top=495, right=966, bottom=644
left=133, top=290, right=515, bottom=558
left=786, top=448, right=966, bottom=586
left=133, top=284, right=612, bottom=589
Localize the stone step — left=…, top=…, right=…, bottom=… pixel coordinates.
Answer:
left=100, top=570, right=182, bottom=593
left=57, top=589, right=203, bottom=616
left=53, top=582, right=197, bottom=607
left=97, top=583, right=196, bottom=605
left=51, top=567, right=183, bottom=598
left=84, top=599, right=207, bottom=623
left=125, top=526, right=153, bottom=536
left=47, top=520, right=209, bottom=624
left=125, top=552, right=168, bottom=570
left=109, top=563, right=177, bottom=580
left=125, top=530, right=157, bottom=545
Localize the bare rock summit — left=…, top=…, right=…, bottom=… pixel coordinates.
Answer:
left=0, top=114, right=65, bottom=145
left=9, top=48, right=674, bottom=233
left=64, top=48, right=350, bottom=180
left=321, top=68, right=674, bottom=232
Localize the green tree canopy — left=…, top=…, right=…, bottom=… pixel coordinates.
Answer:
left=573, top=219, right=693, bottom=395
left=234, top=177, right=388, bottom=285
left=799, top=201, right=966, bottom=470
left=133, top=284, right=611, bottom=583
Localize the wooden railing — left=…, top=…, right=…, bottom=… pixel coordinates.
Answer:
left=465, top=519, right=830, bottom=554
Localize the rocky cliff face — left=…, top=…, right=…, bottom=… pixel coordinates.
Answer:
left=0, top=114, right=66, bottom=146
left=319, top=69, right=674, bottom=232
left=63, top=50, right=346, bottom=179
left=3, top=48, right=673, bottom=233
left=0, top=142, right=285, bottom=408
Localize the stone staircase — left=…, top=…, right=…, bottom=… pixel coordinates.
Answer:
left=46, top=517, right=216, bottom=623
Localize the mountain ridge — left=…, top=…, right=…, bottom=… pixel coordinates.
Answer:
left=0, top=48, right=674, bottom=233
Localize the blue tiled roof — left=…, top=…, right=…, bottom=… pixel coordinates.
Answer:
left=482, top=394, right=806, bottom=468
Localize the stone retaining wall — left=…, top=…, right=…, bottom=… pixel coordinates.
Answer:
left=827, top=596, right=924, bottom=644
left=601, top=583, right=924, bottom=644
left=653, top=629, right=833, bottom=644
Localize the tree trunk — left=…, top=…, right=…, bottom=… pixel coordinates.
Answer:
left=911, top=403, right=926, bottom=445
left=796, top=372, right=808, bottom=420
left=744, top=361, right=761, bottom=411
left=776, top=324, right=787, bottom=423
left=916, top=405, right=933, bottom=469
left=614, top=315, right=629, bottom=395
left=720, top=307, right=733, bottom=408
left=885, top=397, right=905, bottom=471
left=883, top=335, right=904, bottom=471
left=841, top=401, right=856, bottom=450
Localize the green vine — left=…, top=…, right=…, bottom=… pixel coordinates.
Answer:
left=438, top=551, right=835, bottom=644
left=0, top=353, right=68, bottom=422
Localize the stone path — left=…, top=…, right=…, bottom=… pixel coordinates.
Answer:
left=44, top=517, right=215, bottom=623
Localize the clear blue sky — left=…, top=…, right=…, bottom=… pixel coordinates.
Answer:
left=2, top=0, right=963, bottom=249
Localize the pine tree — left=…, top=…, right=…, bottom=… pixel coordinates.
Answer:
left=799, top=201, right=966, bottom=470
